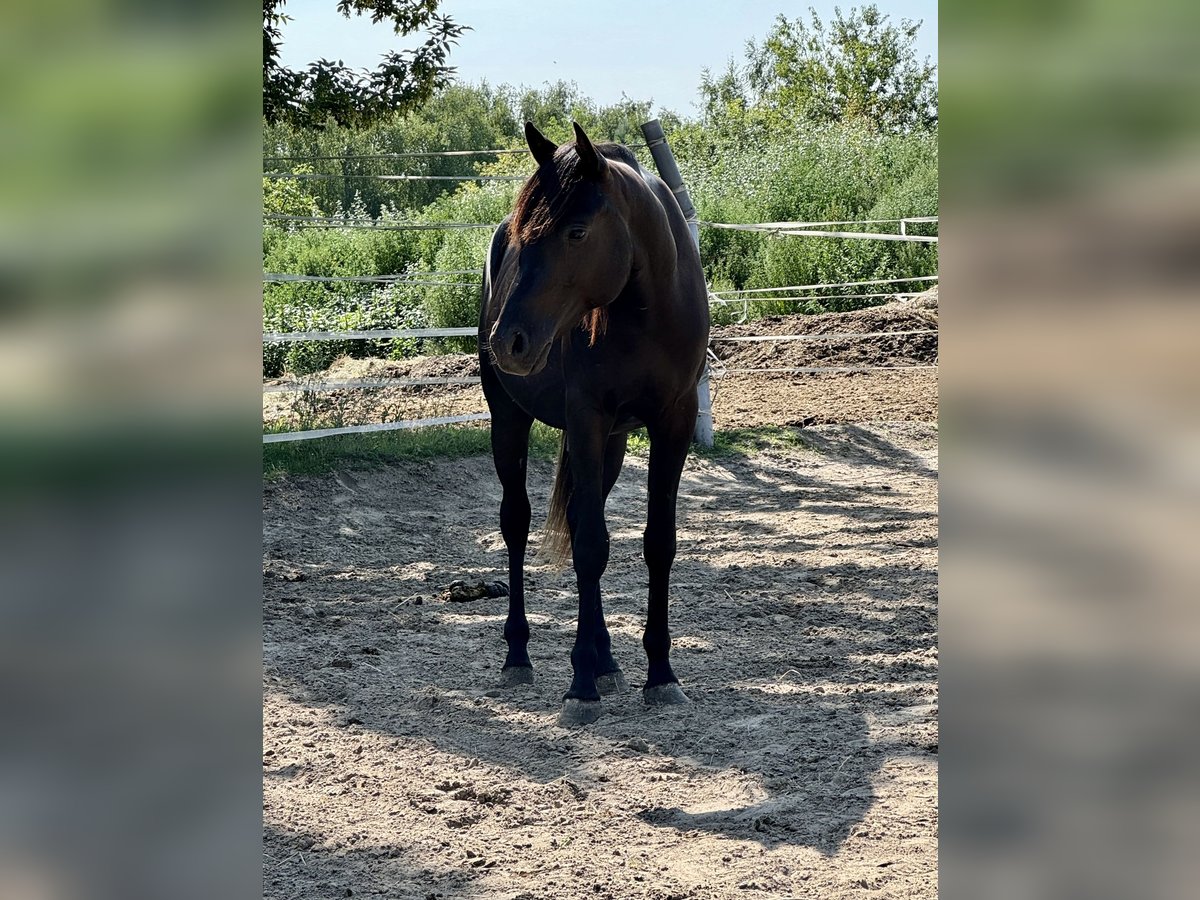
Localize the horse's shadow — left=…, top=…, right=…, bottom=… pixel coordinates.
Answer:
left=263, top=425, right=937, bottom=859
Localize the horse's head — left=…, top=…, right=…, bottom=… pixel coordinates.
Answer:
left=488, top=121, right=633, bottom=376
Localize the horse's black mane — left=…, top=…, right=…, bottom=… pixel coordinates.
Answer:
left=508, top=141, right=637, bottom=245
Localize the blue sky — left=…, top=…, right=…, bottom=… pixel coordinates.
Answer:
left=277, top=0, right=937, bottom=116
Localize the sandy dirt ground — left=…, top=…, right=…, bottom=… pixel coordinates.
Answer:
left=263, top=421, right=939, bottom=899
left=262, top=293, right=938, bottom=433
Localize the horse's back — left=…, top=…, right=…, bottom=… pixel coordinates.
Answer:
left=596, top=142, right=641, bottom=170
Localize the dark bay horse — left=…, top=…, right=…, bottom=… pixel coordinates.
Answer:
left=478, top=121, right=709, bottom=725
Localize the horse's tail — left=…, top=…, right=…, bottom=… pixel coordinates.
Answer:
left=541, top=434, right=573, bottom=568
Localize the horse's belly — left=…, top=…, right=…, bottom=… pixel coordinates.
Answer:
left=494, top=370, right=646, bottom=435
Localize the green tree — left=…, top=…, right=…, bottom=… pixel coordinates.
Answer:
left=702, top=5, right=937, bottom=134
left=264, top=0, right=469, bottom=128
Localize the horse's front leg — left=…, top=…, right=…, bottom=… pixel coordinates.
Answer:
left=487, top=396, right=535, bottom=687
left=593, top=432, right=629, bottom=695
left=559, top=408, right=614, bottom=726
left=642, top=400, right=696, bottom=705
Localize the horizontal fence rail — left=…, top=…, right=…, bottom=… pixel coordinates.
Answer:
left=263, top=330, right=937, bottom=393
left=266, top=279, right=478, bottom=288
left=709, top=275, right=938, bottom=294
left=263, top=364, right=938, bottom=396
left=263, top=172, right=527, bottom=182
left=711, top=329, right=937, bottom=343
left=264, top=376, right=482, bottom=394
left=265, top=149, right=533, bottom=161
left=774, top=229, right=936, bottom=243
left=720, top=364, right=939, bottom=375
left=901, top=216, right=938, bottom=236
left=263, top=413, right=493, bottom=443
left=703, top=217, right=937, bottom=230
left=265, top=215, right=498, bottom=230
left=263, top=322, right=939, bottom=345
left=265, top=218, right=938, bottom=241
left=263, top=145, right=648, bottom=163
left=263, top=273, right=930, bottom=289
left=263, top=326, right=476, bottom=343
left=702, top=221, right=938, bottom=243
left=264, top=271, right=482, bottom=283
left=708, top=291, right=927, bottom=305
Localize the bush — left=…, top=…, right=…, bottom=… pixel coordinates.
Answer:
left=685, top=124, right=938, bottom=313
left=262, top=220, right=435, bottom=376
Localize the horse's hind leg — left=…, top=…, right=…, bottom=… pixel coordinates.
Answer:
left=489, top=402, right=535, bottom=687
left=642, top=408, right=695, bottom=705
left=594, top=432, right=628, bottom=695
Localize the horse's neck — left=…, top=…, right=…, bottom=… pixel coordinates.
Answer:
left=611, top=163, right=680, bottom=292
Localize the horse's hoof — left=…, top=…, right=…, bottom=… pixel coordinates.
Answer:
left=643, top=683, right=690, bottom=706
left=499, top=666, right=534, bottom=688
left=596, top=671, right=628, bottom=695
left=558, top=698, right=603, bottom=726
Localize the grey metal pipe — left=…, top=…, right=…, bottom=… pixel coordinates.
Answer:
left=640, top=118, right=700, bottom=249
left=640, top=118, right=713, bottom=447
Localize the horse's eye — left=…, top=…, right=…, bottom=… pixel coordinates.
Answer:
left=567, top=226, right=588, bottom=241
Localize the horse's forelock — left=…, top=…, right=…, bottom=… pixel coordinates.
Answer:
left=508, top=145, right=589, bottom=245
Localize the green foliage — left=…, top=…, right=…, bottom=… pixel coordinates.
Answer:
left=262, top=80, right=676, bottom=219
left=410, top=169, right=522, bottom=345
left=680, top=123, right=938, bottom=313
left=702, top=5, right=938, bottom=135
left=263, top=0, right=468, bottom=128
left=263, top=166, right=321, bottom=218
left=510, top=82, right=680, bottom=147
left=262, top=214, right=432, bottom=376
left=701, top=427, right=815, bottom=458
left=264, top=82, right=522, bottom=216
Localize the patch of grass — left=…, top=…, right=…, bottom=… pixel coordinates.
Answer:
left=627, top=426, right=814, bottom=460
left=528, top=422, right=563, bottom=459
left=626, top=428, right=650, bottom=456
left=262, top=421, right=561, bottom=480
left=698, top=426, right=815, bottom=458
left=262, top=422, right=817, bottom=480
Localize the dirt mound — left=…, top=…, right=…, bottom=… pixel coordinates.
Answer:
left=705, top=296, right=939, bottom=427
left=711, top=300, right=938, bottom=372
left=713, top=369, right=938, bottom=429
left=324, top=353, right=480, bottom=384
left=897, top=284, right=938, bottom=310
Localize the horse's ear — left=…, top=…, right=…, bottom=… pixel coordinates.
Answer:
left=524, top=122, right=558, bottom=168
left=572, top=122, right=607, bottom=179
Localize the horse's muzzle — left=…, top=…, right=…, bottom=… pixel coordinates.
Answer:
left=489, top=324, right=552, bottom=376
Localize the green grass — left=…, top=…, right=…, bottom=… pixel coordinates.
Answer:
left=263, top=421, right=561, bottom=480
left=263, top=422, right=815, bottom=479
left=701, top=426, right=815, bottom=457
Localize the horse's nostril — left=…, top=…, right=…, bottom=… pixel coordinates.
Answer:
left=510, top=331, right=526, bottom=357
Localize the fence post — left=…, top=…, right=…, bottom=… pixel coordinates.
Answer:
left=640, top=118, right=713, bottom=448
